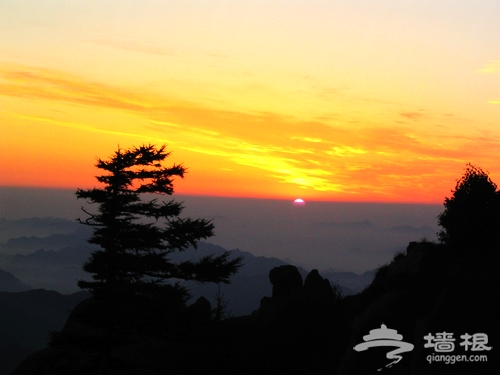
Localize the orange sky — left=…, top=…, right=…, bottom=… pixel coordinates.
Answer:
left=1, top=1, right=499, bottom=203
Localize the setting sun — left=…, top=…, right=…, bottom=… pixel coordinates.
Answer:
left=293, top=198, right=305, bottom=206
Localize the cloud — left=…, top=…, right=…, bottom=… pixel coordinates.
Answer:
left=2, top=63, right=499, bottom=202
left=291, top=136, right=324, bottom=143
left=0, top=66, right=149, bottom=112
left=325, top=146, right=369, bottom=157
left=13, top=114, right=148, bottom=140
left=399, top=112, right=425, bottom=120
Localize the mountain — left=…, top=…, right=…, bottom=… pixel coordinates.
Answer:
left=163, top=243, right=374, bottom=316
left=0, top=269, right=31, bottom=292
left=0, top=245, right=93, bottom=294
left=0, top=226, right=92, bottom=255
left=0, top=218, right=372, bottom=316
left=0, top=218, right=373, bottom=324
left=0, top=226, right=375, bottom=313
left=0, top=218, right=79, bottom=245
left=10, top=266, right=346, bottom=375
left=172, top=243, right=304, bottom=316
left=11, top=241, right=499, bottom=375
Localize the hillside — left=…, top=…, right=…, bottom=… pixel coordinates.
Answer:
left=9, top=241, right=499, bottom=375
left=337, top=241, right=499, bottom=374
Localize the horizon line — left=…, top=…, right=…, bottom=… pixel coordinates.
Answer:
left=0, top=185, right=444, bottom=205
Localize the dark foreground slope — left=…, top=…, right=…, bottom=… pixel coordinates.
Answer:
left=10, top=242, right=500, bottom=375
left=0, top=290, right=88, bottom=375
left=11, top=268, right=347, bottom=375
left=338, top=241, right=499, bottom=374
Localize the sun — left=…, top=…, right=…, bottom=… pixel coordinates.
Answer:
left=293, top=198, right=305, bottom=205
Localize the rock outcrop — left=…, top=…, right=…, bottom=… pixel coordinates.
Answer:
left=253, top=266, right=340, bottom=324
left=303, top=269, right=335, bottom=307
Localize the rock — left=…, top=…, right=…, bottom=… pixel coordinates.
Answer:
left=303, top=269, right=335, bottom=306
left=252, top=266, right=340, bottom=324
left=269, top=265, right=303, bottom=298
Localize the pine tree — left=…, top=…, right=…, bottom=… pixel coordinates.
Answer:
left=437, top=163, right=500, bottom=253
left=76, top=144, right=242, bottom=304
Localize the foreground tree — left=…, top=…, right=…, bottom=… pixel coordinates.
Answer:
left=437, top=164, right=500, bottom=252
left=76, top=144, right=242, bottom=303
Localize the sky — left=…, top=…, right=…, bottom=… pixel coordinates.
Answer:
left=1, top=1, right=500, bottom=203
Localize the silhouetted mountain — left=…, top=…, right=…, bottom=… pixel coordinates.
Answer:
left=337, top=241, right=499, bottom=374
left=12, top=245, right=92, bottom=266
left=0, top=226, right=92, bottom=255
left=0, top=245, right=93, bottom=294
left=0, top=218, right=79, bottom=245
left=1, top=232, right=373, bottom=313
left=0, top=289, right=89, bottom=375
left=171, top=243, right=374, bottom=316
left=12, top=268, right=346, bottom=375
left=174, top=243, right=308, bottom=316
left=10, top=240, right=500, bottom=374
left=0, top=221, right=380, bottom=371
left=0, top=269, right=31, bottom=292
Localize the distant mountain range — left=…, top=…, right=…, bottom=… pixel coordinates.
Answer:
left=0, top=240, right=374, bottom=316
left=0, top=214, right=376, bottom=373
left=0, top=218, right=376, bottom=315
left=0, top=269, right=31, bottom=292
left=0, top=224, right=91, bottom=255
left=0, top=217, right=79, bottom=245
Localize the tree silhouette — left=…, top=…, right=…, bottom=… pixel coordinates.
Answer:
left=437, top=163, right=500, bottom=253
left=76, top=144, right=242, bottom=303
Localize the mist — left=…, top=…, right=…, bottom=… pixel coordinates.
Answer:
left=0, top=187, right=442, bottom=273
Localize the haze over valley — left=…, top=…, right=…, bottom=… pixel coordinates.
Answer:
left=0, top=188, right=441, bottom=275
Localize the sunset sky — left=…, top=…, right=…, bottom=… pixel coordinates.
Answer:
left=1, top=1, right=499, bottom=203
